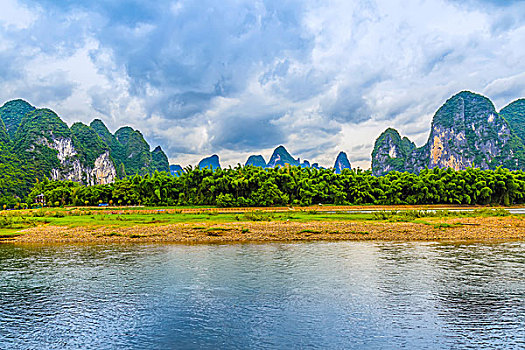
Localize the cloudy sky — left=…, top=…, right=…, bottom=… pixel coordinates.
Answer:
left=1, top=0, right=525, bottom=168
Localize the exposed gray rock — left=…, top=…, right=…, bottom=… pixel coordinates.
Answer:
left=372, top=91, right=525, bottom=175
left=48, top=137, right=116, bottom=185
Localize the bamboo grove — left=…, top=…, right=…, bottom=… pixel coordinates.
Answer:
left=9, top=165, right=525, bottom=208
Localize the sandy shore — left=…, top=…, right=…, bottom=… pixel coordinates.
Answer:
left=6, top=216, right=525, bottom=244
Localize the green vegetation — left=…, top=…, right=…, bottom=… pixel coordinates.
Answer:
left=70, top=122, right=108, bottom=166
left=237, top=211, right=275, bottom=221
left=372, top=208, right=510, bottom=222
left=151, top=146, right=170, bottom=173
left=501, top=99, right=525, bottom=145
left=14, top=108, right=70, bottom=177
left=15, top=165, right=525, bottom=209
left=0, top=144, right=37, bottom=201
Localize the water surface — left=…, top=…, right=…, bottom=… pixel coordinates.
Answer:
left=0, top=241, right=524, bottom=349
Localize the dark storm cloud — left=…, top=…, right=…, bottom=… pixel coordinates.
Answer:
left=211, top=114, right=286, bottom=150
left=15, top=72, right=76, bottom=105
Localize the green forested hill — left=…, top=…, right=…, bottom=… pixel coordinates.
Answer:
left=115, top=127, right=153, bottom=175
left=0, top=99, right=170, bottom=202
left=371, top=128, right=415, bottom=175
left=373, top=91, right=525, bottom=175
left=71, top=122, right=108, bottom=165
left=151, top=146, right=170, bottom=173
left=501, top=99, right=525, bottom=143
left=91, top=121, right=169, bottom=176
left=0, top=99, right=36, bottom=139
left=90, top=119, right=125, bottom=158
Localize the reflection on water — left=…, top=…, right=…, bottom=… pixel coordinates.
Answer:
left=0, top=241, right=524, bottom=349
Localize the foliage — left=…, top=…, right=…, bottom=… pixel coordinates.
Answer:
left=70, top=122, right=108, bottom=166
left=17, top=165, right=525, bottom=208
left=0, top=215, right=37, bottom=229
left=372, top=208, right=511, bottom=222
left=151, top=146, right=170, bottom=173
left=0, top=144, right=37, bottom=200
left=91, top=121, right=169, bottom=176
left=237, top=211, right=274, bottom=221
left=0, top=99, right=36, bottom=139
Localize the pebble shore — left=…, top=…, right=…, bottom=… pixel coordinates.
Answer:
left=9, top=216, right=525, bottom=244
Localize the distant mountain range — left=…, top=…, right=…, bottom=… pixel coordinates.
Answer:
left=372, top=91, right=525, bottom=175
left=176, top=145, right=352, bottom=174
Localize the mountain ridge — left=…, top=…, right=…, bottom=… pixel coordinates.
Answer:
left=372, top=91, right=525, bottom=175
left=0, top=99, right=169, bottom=199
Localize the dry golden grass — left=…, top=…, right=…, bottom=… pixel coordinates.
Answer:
left=11, top=216, right=525, bottom=244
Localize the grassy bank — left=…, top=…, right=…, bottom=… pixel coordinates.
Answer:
left=0, top=206, right=523, bottom=244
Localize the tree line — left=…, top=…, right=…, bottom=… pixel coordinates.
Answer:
left=5, top=165, right=522, bottom=208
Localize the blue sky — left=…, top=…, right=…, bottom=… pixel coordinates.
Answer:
left=1, top=0, right=525, bottom=168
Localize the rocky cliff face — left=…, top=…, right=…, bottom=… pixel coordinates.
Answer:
left=92, top=151, right=117, bottom=184
left=30, top=128, right=116, bottom=185
left=50, top=151, right=115, bottom=185
left=414, top=91, right=518, bottom=171
left=372, top=91, right=525, bottom=175
left=371, top=128, right=415, bottom=176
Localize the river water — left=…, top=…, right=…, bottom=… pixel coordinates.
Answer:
left=0, top=241, right=523, bottom=349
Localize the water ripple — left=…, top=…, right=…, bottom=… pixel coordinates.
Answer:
left=0, top=241, right=524, bottom=349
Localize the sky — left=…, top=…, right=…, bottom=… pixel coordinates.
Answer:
left=1, top=0, right=525, bottom=169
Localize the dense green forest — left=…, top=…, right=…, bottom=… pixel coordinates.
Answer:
left=7, top=165, right=524, bottom=208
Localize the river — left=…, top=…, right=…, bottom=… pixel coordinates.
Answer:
left=0, top=241, right=523, bottom=349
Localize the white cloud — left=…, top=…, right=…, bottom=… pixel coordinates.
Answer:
left=0, top=0, right=38, bottom=29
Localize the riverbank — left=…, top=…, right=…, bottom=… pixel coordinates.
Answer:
left=7, top=215, right=525, bottom=244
